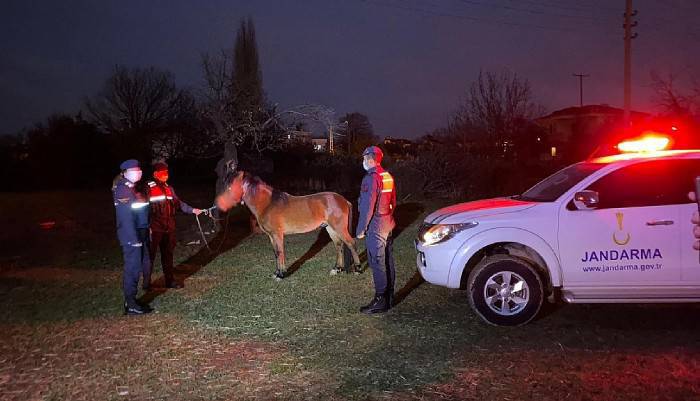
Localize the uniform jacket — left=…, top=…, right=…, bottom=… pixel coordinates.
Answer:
left=147, top=180, right=194, bottom=233
left=112, top=176, right=148, bottom=246
left=356, top=165, right=397, bottom=235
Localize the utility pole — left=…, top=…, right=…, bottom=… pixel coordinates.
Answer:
left=328, top=124, right=334, bottom=154
left=623, top=0, right=637, bottom=126
left=572, top=73, right=590, bottom=107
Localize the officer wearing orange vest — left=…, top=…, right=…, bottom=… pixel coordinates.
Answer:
left=146, top=161, right=203, bottom=289
left=356, top=146, right=397, bottom=314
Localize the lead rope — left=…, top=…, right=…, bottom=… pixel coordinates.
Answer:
left=195, top=210, right=212, bottom=253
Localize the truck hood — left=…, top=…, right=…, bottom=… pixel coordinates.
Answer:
left=425, top=198, right=537, bottom=224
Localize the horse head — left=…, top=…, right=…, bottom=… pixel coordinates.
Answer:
left=215, top=170, right=246, bottom=211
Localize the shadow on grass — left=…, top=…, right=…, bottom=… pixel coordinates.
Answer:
left=393, top=270, right=425, bottom=307
left=286, top=230, right=332, bottom=276
left=139, top=211, right=251, bottom=305
left=283, top=202, right=425, bottom=278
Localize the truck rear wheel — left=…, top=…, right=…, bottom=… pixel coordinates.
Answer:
left=468, top=255, right=543, bottom=326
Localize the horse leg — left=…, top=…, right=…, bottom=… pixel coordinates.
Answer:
left=332, top=224, right=361, bottom=273
left=326, top=227, right=345, bottom=275
left=269, top=232, right=286, bottom=279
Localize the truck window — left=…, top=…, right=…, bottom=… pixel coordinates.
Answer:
left=519, top=162, right=604, bottom=202
left=585, top=159, right=700, bottom=209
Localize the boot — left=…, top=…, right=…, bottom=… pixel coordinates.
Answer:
left=124, top=302, right=153, bottom=315
left=360, top=294, right=389, bottom=314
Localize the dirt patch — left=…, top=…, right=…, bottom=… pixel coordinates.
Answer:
left=0, top=315, right=339, bottom=401
left=0, top=266, right=119, bottom=284
left=390, top=349, right=700, bottom=401
left=175, top=275, right=220, bottom=299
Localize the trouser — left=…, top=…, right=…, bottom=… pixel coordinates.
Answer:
left=365, top=227, right=396, bottom=296
left=137, top=228, right=151, bottom=289
left=149, top=230, right=177, bottom=285
left=122, top=244, right=146, bottom=308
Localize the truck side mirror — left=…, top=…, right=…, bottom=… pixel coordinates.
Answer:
left=573, top=190, right=599, bottom=210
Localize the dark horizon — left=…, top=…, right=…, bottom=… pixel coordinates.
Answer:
left=2, top=0, right=700, bottom=139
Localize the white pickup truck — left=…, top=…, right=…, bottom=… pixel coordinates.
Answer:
left=415, top=147, right=700, bottom=326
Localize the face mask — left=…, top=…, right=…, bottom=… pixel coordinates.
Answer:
left=124, top=170, right=142, bottom=183
left=154, top=171, right=169, bottom=182
left=362, top=160, right=371, bottom=171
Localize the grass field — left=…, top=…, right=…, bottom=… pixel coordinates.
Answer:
left=1, top=189, right=700, bottom=401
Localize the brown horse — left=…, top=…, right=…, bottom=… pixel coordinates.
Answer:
left=215, top=171, right=361, bottom=279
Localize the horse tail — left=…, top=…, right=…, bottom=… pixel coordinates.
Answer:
left=343, top=199, right=354, bottom=271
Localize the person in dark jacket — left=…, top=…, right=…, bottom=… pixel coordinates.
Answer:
left=356, top=146, right=397, bottom=314
left=133, top=180, right=152, bottom=290
left=112, top=159, right=153, bottom=315
left=146, top=161, right=202, bottom=289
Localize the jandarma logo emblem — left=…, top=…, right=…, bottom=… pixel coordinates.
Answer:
left=613, top=212, right=631, bottom=246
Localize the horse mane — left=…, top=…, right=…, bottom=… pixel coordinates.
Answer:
left=241, top=171, right=289, bottom=204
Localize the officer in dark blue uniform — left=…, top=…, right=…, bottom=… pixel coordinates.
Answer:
left=356, top=146, right=397, bottom=314
left=112, top=159, right=153, bottom=315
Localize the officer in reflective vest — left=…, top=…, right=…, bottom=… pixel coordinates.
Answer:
left=112, top=159, right=153, bottom=315
left=356, top=146, right=397, bottom=314
left=147, top=161, right=202, bottom=289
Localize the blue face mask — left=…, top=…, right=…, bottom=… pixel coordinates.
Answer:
left=124, top=170, right=142, bottom=183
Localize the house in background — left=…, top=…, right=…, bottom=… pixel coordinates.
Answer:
left=311, top=138, right=328, bottom=152
left=535, top=104, right=649, bottom=161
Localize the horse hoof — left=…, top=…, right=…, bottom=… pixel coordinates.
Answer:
left=329, top=268, right=341, bottom=276
left=273, top=270, right=285, bottom=280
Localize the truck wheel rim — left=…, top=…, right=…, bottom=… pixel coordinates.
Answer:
left=483, top=271, right=529, bottom=316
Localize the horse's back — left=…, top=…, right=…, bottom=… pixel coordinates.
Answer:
left=278, top=192, right=350, bottom=231
left=292, top=191, right=349, bottom=208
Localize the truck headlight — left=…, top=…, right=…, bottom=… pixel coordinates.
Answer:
left=418, top=222, right=478, bottom=246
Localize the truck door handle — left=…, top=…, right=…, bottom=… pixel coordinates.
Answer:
left=646, top=220, right=674, bottom=226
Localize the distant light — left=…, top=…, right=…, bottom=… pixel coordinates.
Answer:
left=618, top=135, right=670, bottom=153
left=551, top=147, right=557, bottom=157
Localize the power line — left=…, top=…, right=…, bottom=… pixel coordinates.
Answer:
left=454, top=0, right=618, bottom=22
left=360, top=0, right=619, bottom=35
left=507, top=0, right=620, bottom=14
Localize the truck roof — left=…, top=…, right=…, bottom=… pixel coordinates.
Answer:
left=589, top=149, right=700, bottom=165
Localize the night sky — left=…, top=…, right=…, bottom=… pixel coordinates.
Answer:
left=2, top=0, right=699, bottom=139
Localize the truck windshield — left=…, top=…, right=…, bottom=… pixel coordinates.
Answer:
left=516, top=162, right=604, bottom=202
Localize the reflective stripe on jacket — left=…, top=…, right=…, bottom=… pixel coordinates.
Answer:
left=356, top=165, right=397, bottom=235
left=147, top=181, right=193, bottom=232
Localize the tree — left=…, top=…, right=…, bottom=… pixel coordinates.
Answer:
left=24, top=114, right=112, bottom=188
left=201, top=17, right=279, bottom=154
left=201, top=18, right=341, bottom=156
left=336, top=112, right=378, bottom=155
left=232, top=17, right=264, bottom=115
left=452, top=70, right=542, bottom=155
left=650, top=70, right=699, bottom=118
left=85, top=65, right=196, bottom=161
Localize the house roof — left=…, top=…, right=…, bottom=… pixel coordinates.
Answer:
left=536, top=104, right=649, bottom=121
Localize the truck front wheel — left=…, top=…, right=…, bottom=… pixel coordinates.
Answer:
left=468, top=255, right=544, bottom=326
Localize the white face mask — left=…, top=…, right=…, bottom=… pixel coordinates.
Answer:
left=362, top=160, right=371, bottom=171
left=124, top=170, right=142, bottom=183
